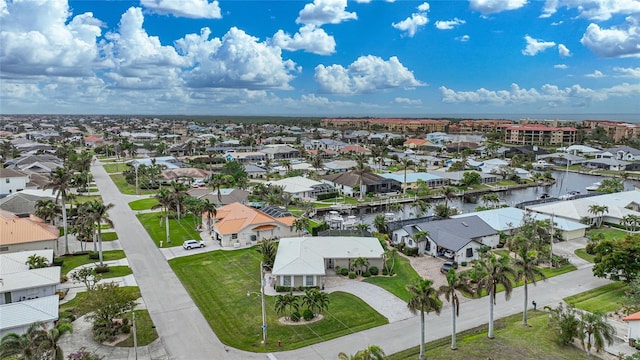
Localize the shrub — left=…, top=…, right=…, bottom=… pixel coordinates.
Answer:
left=403, top=247, right=419, bottom=257
left=290, top=312, right=301, bottom=322
left=348, top=272, right=357, bottom=279
left=73, top=251, right=90, bottom=256
left=121, top=324, right=131, bottom=334
left=382, top=268, right=388, bottom=275
left=335, top=265, right=341, bottom=273
left=60, top=275, right=69, bottom=283
left=94, top=265, right=110, bottom=274
left=369, top=266, right=379, bottom=275
left=362, top=271, right=371, bottom=278
left=585, top=242, right=596, bottom=255
left=460, top=261, right=467, bottom=266
left=303, top=309, right=314, bottom=321
left=52, top=258, right=64, bottom=267
left=340, top=268, right=349, bottom=276
left=88, top=252, right=99, bottom=260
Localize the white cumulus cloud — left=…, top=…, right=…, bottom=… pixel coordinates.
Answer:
left=540, top=0, right=640, bottom=21
left=271, top=25, right=336, bottom=55
left=585, top=70, right=604, bottom=78
left=0, top=0, right=103, bottom=77
left=456, top=34, right=471, bottom=42
left=558, top=43, right=571, bottom=57
left=469, top=0, right=528, bottom=15
left=314, top=55, right=423, bottom=94
left=394, top=97, right=422, bottom=105
left=435, top=18, right=466, bottom=30
left=392, top=2, right=430, bottom=37
left=614, top=66, right=640, bottom=78
left=522, top=35, right=556, bottom=56
left=554, top=64, right=568, bottom=69
left=296, top=0, right=357, bottom=26
left=140, top=0, right=221, bottom=19
left=177, top=27, right=298, bottom=90
left=581, top=16, right=640, bottom=58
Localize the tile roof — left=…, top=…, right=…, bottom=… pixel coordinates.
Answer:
left=623, top=311, right=640, bottom=321
left=0, top=210, right=59, bottom=246
left=212, top=202, right=293, bottom=235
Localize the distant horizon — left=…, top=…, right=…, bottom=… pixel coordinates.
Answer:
left=1, top=112, right=638, bottom=123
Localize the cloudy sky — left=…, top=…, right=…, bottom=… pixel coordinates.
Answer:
left=1, top=0, right=639, bottom=119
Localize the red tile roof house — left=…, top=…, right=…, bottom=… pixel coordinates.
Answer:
left=205, top=203, right=298, bottom=248
left=83, top=135, right=105, bottom=147
left=623, top=311, right=640, bottom=344
left=0, top=209, right=59, bottom=255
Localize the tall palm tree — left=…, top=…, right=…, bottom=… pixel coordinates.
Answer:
left=579, top=312, right=614, bottom=356
left=0, top=332, right=34, bottom=360
left=406, top=278, right=442, bottom=360
left=202, top=198, right=217, bottom=234
left=169, top=181, right=189, bottom=224
left=514, top=244, right=546, bottom=325
left=34, top=199, right=60, bottom=225
left=413, top=229, right=429, bottom=255
left=412, top=199, right=431, bottom=218
left=438, top=270, right=474, bottom=350
left=441, top=186, right=457, bottom=208
left=29, top=321, right=73, bottom=360
left=85, top=200, right=114, bottom=267
left=153, top=188, right=173, bottom=244
left=46, top=167, right=73, bottom=254
left=353, top=153, right=370, bottom=201
left=588, top=204, right=609, bottom=228
left=293, top=217, right=310, bottom=235
left=258, top=238, right=278, bottom=270
left=473, top=252, right=516, bottom=339
left=373, top=214, right=387, bottom=234
left=399, top=157, right=414, bottom=195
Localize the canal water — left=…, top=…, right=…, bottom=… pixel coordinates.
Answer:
left=353, top=170, right=639, bottom=225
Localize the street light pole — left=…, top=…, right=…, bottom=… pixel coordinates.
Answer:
left=260, top=261, right=267, bottom=345
left=134, top=163, right=139, bottom=196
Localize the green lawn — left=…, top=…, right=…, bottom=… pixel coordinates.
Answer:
left=169, top=249, right=388, bottom=352
left=564, top=282, right=629, bottom=313
left=110, top=174, right=156, bottom=195
left=574, top=248, right=595, bottom=263
left=101, top=266, right=133, bottom=279
left=387, top=311, right=589, bottom=360
left=101, top=232, right=119, bottom=241
left=363, top=255, right=420, bottom=302
left=59, top=286, right=141, bottom=318
left=103, top=163, right=126, bottom=174
left=73, top=195, right=102, bottom=205
left=114, top=310, right=159, bottom=347
left=57, top=250, right=126, bottom=275
left=587, top=228, right=628, bottom=241
left=137, top=212, right=201, bottom=247
left=129, top=198, right=159, bottom=211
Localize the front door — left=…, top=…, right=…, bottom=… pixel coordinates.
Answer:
left=325, top=258, right=334, bottom=270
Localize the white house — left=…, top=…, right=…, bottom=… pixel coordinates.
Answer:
left=623, top=311, right=640, bottom=343
left=272, top=237, right=384, bottom=289
left=0, top=168, right=28, bottom=197
left=266, top=176, right=335, bottom=200
left=0, top=250, right=60, bottom=337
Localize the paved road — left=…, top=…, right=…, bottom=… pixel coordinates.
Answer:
left=91, top=162, right=250, bottom=360
left=91, top=161, right=620, bottom=360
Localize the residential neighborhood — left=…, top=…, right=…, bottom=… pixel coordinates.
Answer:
left=0, top=114, right=639, bottom=360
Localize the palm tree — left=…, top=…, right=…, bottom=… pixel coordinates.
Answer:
left=338, top=345, right=386, bottom=360
left=311, top=150, right=324, bottom=172
left=258, top=238, right=277, bottom=270
left=473, top=252, right=516, bottom=339
left=588, top=204, right=609, bottom=228
left=413, top=229, right=429, bottom=255
left=399, top=157, right=414, bottom=195
left=302, top=288, right=330, bottom=316
left=412, top=199, right=431, bottom=218
left=382, top=247, right=397, bottom=275
left=441, top=186, right=457, bottom=208
left=293, top=217, right=310, bottom=235
left=153, top=188, right=173, bottom=244
left=46, top=167, right=73, bottom=254
left=514, top=244, right=546, bottom=326
left=373, top=214, right=388, bottom=234
left=85, top=200, right=114, bottom=266
left=352, top=257, right=369, bottom=276
left=34, top=199, right=60, bottom=225
left=355, top=223, right=370, bottom=232
left=406, top=278, right=442, bottom=360
left=481, top=193, right=500, bottom=208
left=274, top=292, right=299, bottom=319
left=169, top=181, right=189, bottom=223
left=579, top=311, right=614, bottom=356
left=0, top=332, right=34, bottom=360
left=28, top=321, right=73, bottom=360
left=352, top=153, right=370, bottom=201
left=202, top=198, right=217, bottom=234
left=438, top=270, right=474, bottom=350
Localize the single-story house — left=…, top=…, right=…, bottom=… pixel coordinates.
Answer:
left=430, top=170, right=498, bottom=185
left=0, top=250, right=59, bottom=337
left=322, top=171, right=401, bottom=197
left=536, top=153, right=585, bottom=166
left=380, top=172, right=449, bottom=189
left=0, top=210, right=59, bottom=254
left=261, top=145, right=300, bottom=160
left=623, top=311, right=640, bottom=343
left=160, top=168, right=211, bottom=184
left=323, top=160, right=357, bottom=173
left=580, top=158, right=630, bottom=171
left=244, top=164, right=268, bottom=178
left=128, top=156, right=185, bottom=170
left=605, top=146, right=640, bottom=161
left=0, top=190, right=57, bottom=217
left=188, top=188, right=250, bottom=206
left=391, top=216, right=498, bottom=261
left=271, top=236, right=384, bottom=288
left=207, top=202, right=298, bottom=247
left=266, top=177, right=335, bottom=200
left=452, top=207, right=588, bottom=240
left=526, top=190, right=640, bottom=226
left=224, top=152, right=266, bottom=163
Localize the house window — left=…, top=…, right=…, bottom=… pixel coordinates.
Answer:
left=5, top=179, right=8, bottom=183
left=466, top=248, right=473, bottom=258
left=231, top=233, right=238, bottom=239
left=305, top=276, right=314, bottom=287
left=283, top=276, right=292, bottom=286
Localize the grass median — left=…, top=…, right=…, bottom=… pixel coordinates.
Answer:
left=136, top=212, right=201, bottom=247
left=129, top=198, right=159, bottom=211
left=169, top=248, right=388, bottom=352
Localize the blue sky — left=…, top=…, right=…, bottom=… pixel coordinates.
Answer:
left=1, top=0, right=639, bottom=120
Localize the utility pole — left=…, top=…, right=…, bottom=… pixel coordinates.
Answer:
left=550, top=213, right=554, bottom=268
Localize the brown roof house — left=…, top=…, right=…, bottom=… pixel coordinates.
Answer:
left=0, top=210, right=59, bottom=254
left=321, top=171, right=400, bottom=197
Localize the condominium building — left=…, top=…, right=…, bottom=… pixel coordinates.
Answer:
left=502, top=124, right=577, bottom=145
